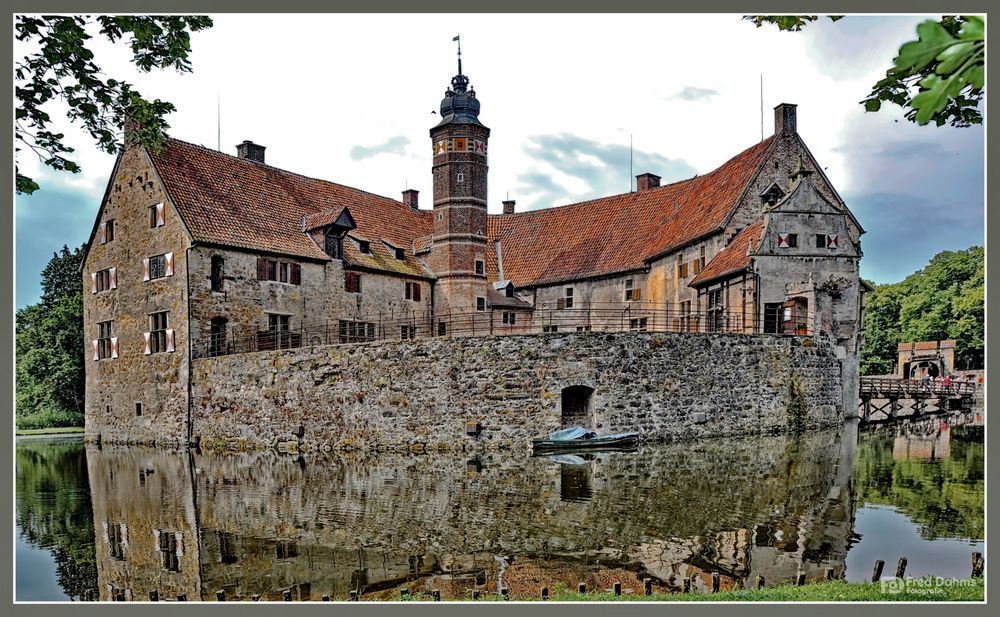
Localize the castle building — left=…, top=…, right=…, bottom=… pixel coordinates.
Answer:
left=82, top=57, right=865, bottom=444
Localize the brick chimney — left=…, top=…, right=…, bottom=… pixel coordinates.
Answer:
left=502, top=200, right=516, bottom=214
left=636, top=173, right=661, bottom=192
left=236, top=140, right=266, bottom=163
left=774, top=103, right=797, bottom=134
left=402, top=189, right=419, bottom=210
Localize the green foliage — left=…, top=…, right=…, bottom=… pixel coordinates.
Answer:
left=15, top=439, right=97, bottom=599
left=16, top=245, right=87, bottom=429
left=860, top=247, right=983, bottom=375
left=15, top=15, right=213, bottom=194
left=747, top=15, right=984, bottom=127
left=854, top=429, right=984, bottom=540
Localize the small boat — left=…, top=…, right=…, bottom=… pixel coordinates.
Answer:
left=531, top=426, right=639, bottom=452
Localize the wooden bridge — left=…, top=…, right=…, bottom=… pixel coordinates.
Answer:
left=859, top=377, right=977, bottom=426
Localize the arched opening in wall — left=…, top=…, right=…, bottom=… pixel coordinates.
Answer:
left=209, top=317, right=229, bottom=357
left=781, top=297, right=809, bottom=335
left=909, top=361, right=941, bottom=379
left=561, top=385, right=594, bottom=428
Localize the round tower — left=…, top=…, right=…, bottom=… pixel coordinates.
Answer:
left=429, top=46, right=491, bottom=316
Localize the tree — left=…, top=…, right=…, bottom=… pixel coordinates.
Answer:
left=16, top=245, right=88, bottom=428
left=15, top=15, right=213, bottom=195
left=746, top=15, right=984, bottom=127
left=860, top=247, right=984, bottom=375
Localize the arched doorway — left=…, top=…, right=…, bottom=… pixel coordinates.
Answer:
left=909, top=361, right=941, bottom=379
left=561, top=385, right=594, bottom=428
left=209, top=317, right=228, bottom=356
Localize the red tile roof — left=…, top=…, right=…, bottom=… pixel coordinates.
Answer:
left=689, top=219, right=765, bottom=287
left=149, top=138, right=433, bottom=262
left=487, top=136, right=775, bottom=287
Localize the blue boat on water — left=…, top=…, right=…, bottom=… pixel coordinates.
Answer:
left=531, top=426, right=639, bottom=452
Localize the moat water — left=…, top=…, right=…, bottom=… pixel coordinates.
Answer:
left=16, top=415, right=984, bottom=601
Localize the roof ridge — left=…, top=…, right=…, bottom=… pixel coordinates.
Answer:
left=488, top=134, right=776, bottom=220
left=162, top=136, right=412, bottom=209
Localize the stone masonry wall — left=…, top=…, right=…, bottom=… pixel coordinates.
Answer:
left=190, top=331, right=844, bottom=452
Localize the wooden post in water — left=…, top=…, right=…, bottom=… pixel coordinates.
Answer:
left=283, top=589, right=292, bottom=602
left=896, top=557, right=908, bottom=578
left=711, top=573, right=720, bottom=593
left=755, top=575, right=764, bottom=589
left=149, top=590, right=159, bottom=602
left=216, top=590, right=225, bottom=602
left=824, top=568, right=835, bottom=581
left=796, top=573, right=806, bottom=586
left=643, top=579, right=652, bottom=596
left=578, top=582, right=586, bottom=594
left=872, top=559, right=885, bottom=582
left=614, top=582, right=622, bottom=596
left=972, top=552, right=985, bottom=577
left=541, top=587, right=549, bottom=600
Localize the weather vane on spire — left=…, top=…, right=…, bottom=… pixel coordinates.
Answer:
left=453, top=34, right=462, bottom=75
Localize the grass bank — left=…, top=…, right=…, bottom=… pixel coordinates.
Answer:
left=15, top=426, right=85, bottom=436
left=394, top=579, right=984, bottom=602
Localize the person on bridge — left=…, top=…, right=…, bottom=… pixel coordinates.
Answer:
left=943, top=374, right=952, bottom=392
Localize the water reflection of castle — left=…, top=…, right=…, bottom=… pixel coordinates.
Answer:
left=88, top=426, right=857, bottom=601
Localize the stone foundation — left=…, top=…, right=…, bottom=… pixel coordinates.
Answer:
left=187, top=332, right=845, bottom=451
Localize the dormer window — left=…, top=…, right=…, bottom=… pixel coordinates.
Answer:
left=761, top=183, right=785, bottom=206
left=505, top=284, right=514, bottom=298
left=395, top=247, right=405, bottom=260
left=324, top=231, right=343, bottom=260
left=357, top=240, right=371, bottom=254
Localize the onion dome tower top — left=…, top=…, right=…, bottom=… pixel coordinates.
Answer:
left=436, top=36, right=486, bottom=128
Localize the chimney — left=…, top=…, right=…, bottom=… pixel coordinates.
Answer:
left=774, top=103, right=798, bottom=135
left=636, top=173, right=661, bottom=192
left=502, top=200, right=516, bottom=214
left=236, top=140, right=266, bottom=163
left=402, top=189, right=419, bottom=210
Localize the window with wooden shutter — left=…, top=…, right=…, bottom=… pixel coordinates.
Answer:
left=91, top=272, right=98, bottom=293
left=150, top=202, right=165, bottom=228
left=97, top=321, right=113, bottom=359
left=257, top=257, right=268, bottom=280
left=106, top=219, right=115, bottom=242
left=100, top=221, right=107, bottom=244
left=143, top=258, right=150, bottom=281
left=412, top=283, right=421, bottom=302
left=290, top=263, right=301, bottom=285
left=148, top=312, right=169, bottom=354
left=826, top=233, right=839, bottom=249
left=564, top=288, right=574, bottom=308
left=143, top=332, right=151, bottom=355
left=109, top=267, right=117, bottom=289
left=148, top=255, right=166, bottom=280
left=164, top=252, right=174, bottom=276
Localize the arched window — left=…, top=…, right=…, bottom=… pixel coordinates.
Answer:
left=210, top=255, right=225, bottom=291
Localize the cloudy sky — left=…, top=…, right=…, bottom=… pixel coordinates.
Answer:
left=14, top=13, right=984, bottom=307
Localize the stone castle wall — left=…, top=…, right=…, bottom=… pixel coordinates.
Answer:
left=189, top=331, right=844, bottom=452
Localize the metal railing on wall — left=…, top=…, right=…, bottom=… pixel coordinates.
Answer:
left=191, top=302, right=813, bottom=359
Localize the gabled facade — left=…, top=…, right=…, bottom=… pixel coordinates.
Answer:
left=82, top=60, right=865, bottom=445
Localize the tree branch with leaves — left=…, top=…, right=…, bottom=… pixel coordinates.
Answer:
left=746, top=15, right=984, bottom=127
left=15, top=15, right=213, bottom=195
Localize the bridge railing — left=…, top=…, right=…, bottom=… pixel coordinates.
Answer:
left=860, top=376, right=977, bottom=397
